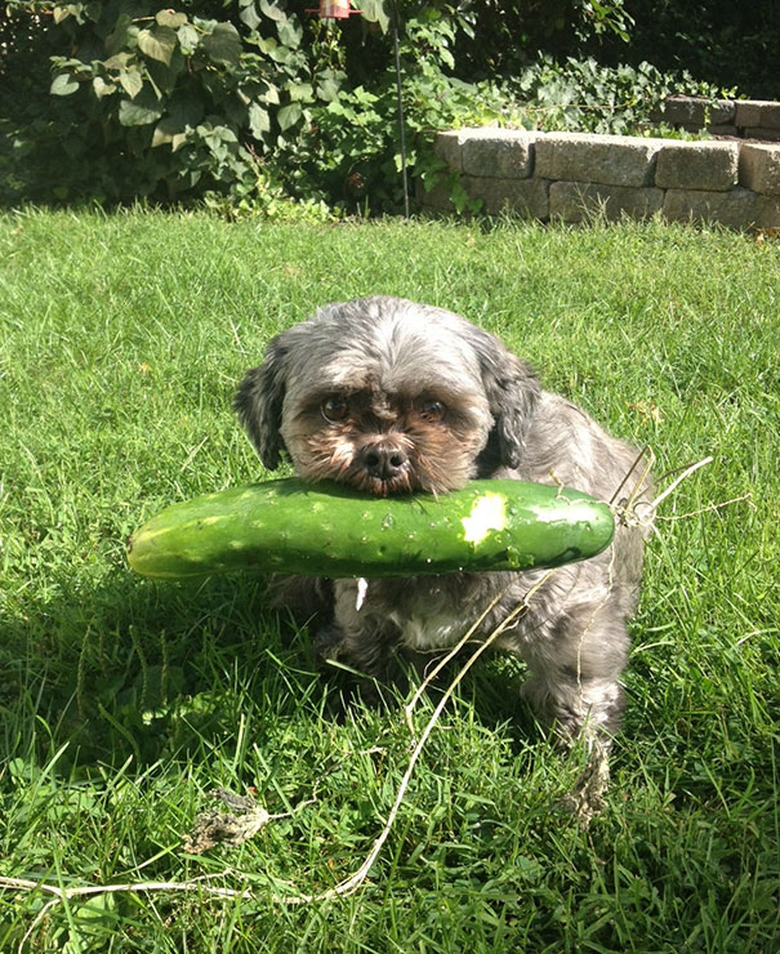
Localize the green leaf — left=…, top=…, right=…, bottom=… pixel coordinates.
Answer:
left=268, top=43, right=297, bottom=66
left=156, top=10, right=188, bottom=29
left=316, top=74, right=342, bottom=103
left=103, top=52, right=132, bottom=71
left=72, top=891, right=118, bottom=937
left=92, top=76, right=116, bottom=99
left=352, top=85, right=378, bottom=105
left=201, top=23, right=242, bottom=66
left=260, top=0, right=287, bottom=22
left=277, top=101, right=302, bottom=131
left=167, top=94, right=205, bottom=128
left=152, top=116, right=186, bottom=147
left=50, top=73, right=80, bottom=96
left=137, top=26, right=178, bottom=66
left=359, top=0, right=390, bottom=33
left=105, top=13, right=134, bottom=56
left=118, top=97, right=163, bottom=126
left=249, top=102, right=270, bottom=138
left=52, top=5, right=75, bottom=25
left=118, top=69, right=144, bottom=99
left=177, top=24, right=200, bottom=55
left=145, top=57, right=181, bottom=98
left=260, top=84, right=280, bottom=105
left=239, top=1, right=261, bottom=30
left=288, top=82, right=313, bottom=103
left=277, top=16, right=302, bottom=49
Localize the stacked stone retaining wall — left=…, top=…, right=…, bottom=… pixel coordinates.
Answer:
left=654, top=96, right=780, bottom=141
left=423, top=128, right=780, bottom=228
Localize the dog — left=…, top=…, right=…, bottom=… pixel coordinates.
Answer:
left=235, top=296, right=650, bottom=746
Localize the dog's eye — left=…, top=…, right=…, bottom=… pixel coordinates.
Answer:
left=321, top=396, right=349, bottom=423
left=420, top=400, right=446, bottom=424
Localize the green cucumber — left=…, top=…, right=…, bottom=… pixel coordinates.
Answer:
left=126, top=478, right=615, bottom=580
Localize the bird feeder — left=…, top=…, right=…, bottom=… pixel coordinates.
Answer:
left=307, top=0, right=409, bottom=217
left=308, top=0, right=359, bottom=18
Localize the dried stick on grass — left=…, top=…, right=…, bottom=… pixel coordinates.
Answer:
left=654, top=492, right=755, bottom=521
left=646, top=456, right=754, bottom=521
left=278, top=570, right=558, bottom=905
left=1, top=875, right=256, bottom=954
left=3, top=450, right=730, bottom=932
left=649, top=455, right=713, bottom=513
left=610, top=444, right=655, bottom=508
left=0, top=576, right=556, bottom=932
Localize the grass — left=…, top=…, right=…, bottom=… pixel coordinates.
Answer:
left=0, top=208, right=777, bottom=953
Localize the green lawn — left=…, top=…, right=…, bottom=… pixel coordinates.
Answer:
left=0, top=209, right=777, bottom=953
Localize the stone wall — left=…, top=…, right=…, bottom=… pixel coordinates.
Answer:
left=423, top=128, right=780, bottom=228
left=654, top=96, right=780, bottom=142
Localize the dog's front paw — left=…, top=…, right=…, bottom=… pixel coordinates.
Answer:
left=312, top=623, right=348, bottom=664
left=558, top=740, right=611, bottom=827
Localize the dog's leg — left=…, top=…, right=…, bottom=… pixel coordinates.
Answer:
left=268, top=575, right=334, bottom=626
left=519, top=589, right=630, bottom=737
left=519, top=603, right=631, bottom=824
left=520, top=667, right=625, bottom=742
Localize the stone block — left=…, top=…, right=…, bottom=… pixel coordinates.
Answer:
left=739, top=143, right=780, bottom=195
left=663, top=96, right=735, bottom=127
left=433, top=130, right=466, bottom=171
left=745, top=127, right=780, bottom=142
left=707, top=124, right=739, bottom=137
left=655, top=141, right=739, bottom=191
left=735, top=100, right=780, bottom=129
left=535, top=132, right=663, bottom=187
left=549, top=181, right=664, bottom=222
left=662, top=96, right=706, bottom=127
left=463, top=176, right=549, bottom=218
left=662, top=188, right=780, bottom=229
left=736, top=100, right=764, bottom=127
left=764, top=103, right=780, bottom=128
left=461, top=128, right=536, bottom=179
left=710, top=100, right=738, bottom=125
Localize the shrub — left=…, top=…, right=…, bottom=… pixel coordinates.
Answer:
left=507, top=56, right=735, bottom=135
left=599, top=0, right=780, bottom=100
left=0, top=0, right=737, bottom=214
left=1, top=1, right=639, bottom=212
left=2, top=1, right=353, bottom=207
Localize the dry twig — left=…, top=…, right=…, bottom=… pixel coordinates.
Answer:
left=3, top=448, right=734, bottom=936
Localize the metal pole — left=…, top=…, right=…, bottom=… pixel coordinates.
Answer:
left=391, top=1, right=410, bottom=219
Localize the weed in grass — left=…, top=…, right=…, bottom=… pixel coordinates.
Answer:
left=0, top=210, right=777, bottom=953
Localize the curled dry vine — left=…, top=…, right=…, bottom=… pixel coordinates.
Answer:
left=3, top=450, right=744, bottom=944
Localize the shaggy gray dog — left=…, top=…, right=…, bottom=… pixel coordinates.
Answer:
left=235, top=296, right=649, bottom=743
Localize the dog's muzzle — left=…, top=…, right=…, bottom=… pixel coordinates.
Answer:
left=356, top=436, right=409, bottom=484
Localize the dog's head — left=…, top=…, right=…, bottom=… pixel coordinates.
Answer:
left=235, top=297, right=540, bottom=495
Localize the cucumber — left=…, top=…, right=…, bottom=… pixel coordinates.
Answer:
left=126, top=479, right=615, bottom=580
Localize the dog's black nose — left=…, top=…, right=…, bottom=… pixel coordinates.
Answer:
left=360, top=440, right=408, bottom=481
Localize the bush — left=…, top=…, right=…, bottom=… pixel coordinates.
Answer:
left=508, top=56, right=734, bottom=135
left=2, top=2, right=512, bottom=211
left=0, top=0, right=738, bottom=214
left=1, top=1, right=640, bottom=213
left=598, top=0, right=780, bottom=100
left=1, top=1, right=353, bottom=208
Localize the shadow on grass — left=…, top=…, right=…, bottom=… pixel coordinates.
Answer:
left=3, top=567, right=545, bottom=776
left=2, top=570, right=303, bottom=769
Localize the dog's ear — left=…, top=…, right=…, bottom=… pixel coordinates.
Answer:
left=234, top=337, right=288, bottom=470
left=472, top=330, right=541, bottom=469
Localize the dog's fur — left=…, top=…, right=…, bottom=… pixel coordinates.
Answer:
left=235, top=296, right=650, bottom=742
